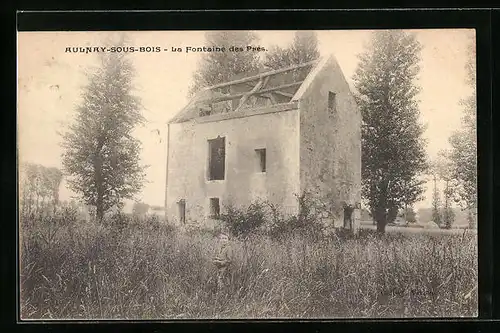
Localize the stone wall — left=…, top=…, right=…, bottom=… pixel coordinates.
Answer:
left=298, top=57, right=362, bottom=228
left=166, top=105, right=301, bottom=225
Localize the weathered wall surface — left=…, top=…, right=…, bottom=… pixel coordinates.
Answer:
left=298, top=57, right=362, bottom=227
left=166, top=108, right=300, bottom=225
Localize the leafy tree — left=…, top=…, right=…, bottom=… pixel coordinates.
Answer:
left=435, top=151, right=455, bottom=229
left=19, top=162, right=63, bottom=215
left=442, top=185, right=455, bottom=229
left=447, top=32, right=477, bottom=227
left=429, top=158, right=447, bottom=226
left=189, top=31, right=262, bottom=96
left=45, top=167, right=63, bottom=213
left=353, top=30, right=428, bottom=233
left=263, top=31, right=320, bottom=70
left=431, top=176, right=442, bottom=226
left=61, top=36, right=146, bottom=222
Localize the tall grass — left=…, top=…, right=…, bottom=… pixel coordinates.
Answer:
left=20, top=210, right=478, bottom=319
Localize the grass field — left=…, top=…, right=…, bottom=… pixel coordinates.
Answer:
left=359, top=223, right=477, bottom=236
left=20, top=211, right=478, bottom=319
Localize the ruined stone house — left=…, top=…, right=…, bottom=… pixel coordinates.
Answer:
left=165, top=55, right=361, bottom=230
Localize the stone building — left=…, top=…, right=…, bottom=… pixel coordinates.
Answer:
left=165, top=55, right=361, bottom=231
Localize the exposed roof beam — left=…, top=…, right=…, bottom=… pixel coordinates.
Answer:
left=255, top=92, right=273, bottom=99
left=234, top=78, right=265, bottom=113
left=203, top=59, right=319, bottom=90
left=273, top=90, right=294, bottom=98
left=200, top=81, right=304, bottom=104
left=268, top=93, right=277, bottom=104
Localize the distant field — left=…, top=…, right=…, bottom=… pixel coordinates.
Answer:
left=359, top=223, right=477, bottom=236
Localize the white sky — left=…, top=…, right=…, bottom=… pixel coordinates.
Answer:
left=17, top=29, right=475, bottom=209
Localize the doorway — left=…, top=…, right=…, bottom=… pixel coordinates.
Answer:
left=177, top=199, right=186, bottom=224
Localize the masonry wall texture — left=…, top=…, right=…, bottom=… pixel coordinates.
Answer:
left=166, top=107, right=301, bottom=225
left=165, top=55, right=361, bottom=229
left=297, top=57, right=362, bottom=227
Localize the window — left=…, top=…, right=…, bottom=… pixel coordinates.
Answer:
left=328, top=91, right=337, bottom=113
left=209, top=198, right=220, bottom=219
left=177, top=199, right=186, bottom=224
left=255, top=148, right=266, bottom=173
left=208, top=137, right=225, bottom=180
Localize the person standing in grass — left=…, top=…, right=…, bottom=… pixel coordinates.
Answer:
left=213, top=231, right=233, bottom=291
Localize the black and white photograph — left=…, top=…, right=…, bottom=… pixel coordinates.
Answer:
left=18, top=29, right=478, bottom=319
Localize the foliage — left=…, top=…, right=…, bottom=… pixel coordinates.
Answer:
left=61, top=35, right=146, bottom=222
left=431, top=178, right=442, bottom=226
left=20, top=212, right=478, bottom=319
left=440, top=156, right=455, bottom=229
left=353, top=30, right=428, bottom=233
left=263, top=31, right=320, bottom=70
left=447, top=104, right=476, bottom=212
left=189, top=31, right=262, bottom=96
left=285, top=192, right=325, bottom=239
left=220, top=193, right=326, bottom=241
left=220, top=201, right=267, bottom=239
left=19, top=162, right=63, bottom=215
left=446, top=32, right=477, bottom=218
left=442, top=198, right=455, bottom=229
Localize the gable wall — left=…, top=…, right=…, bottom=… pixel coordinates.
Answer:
left=298, top=57, right=362, bottom=225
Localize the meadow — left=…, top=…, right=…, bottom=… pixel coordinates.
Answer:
left=19, top=207, right=478, bottom=320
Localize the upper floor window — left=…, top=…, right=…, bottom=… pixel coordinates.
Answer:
left=208, top=137, right=225, bottom=180
left=328, top=91, right=337, bottom=113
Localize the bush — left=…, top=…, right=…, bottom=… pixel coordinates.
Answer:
left=218, top=193, right=328, bottom=241
left=220, top=201, right=267, bottom=238
left=264, top=193, right=326, bottom=240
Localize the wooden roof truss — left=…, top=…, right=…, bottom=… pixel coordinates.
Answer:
left=194, top=59, right=319, bottom=117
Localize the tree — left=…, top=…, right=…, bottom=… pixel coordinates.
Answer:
left=435, top=151, right=455, bottom=229
left=263, top=31, right=320, bottom=70
left=431, top=174, right=442, bottom=226
left=189, top=31, right=262, bottom=96
left=447, top=32, right=477, bottom=227
left=353, top=30, right=428, bottom=233
left=45, top=167, right=63, bottom=213
left=429, top=157, right=448, bottom=226
left=442, top=185, right=455, bottom=229
left=61, top=36, right=146, bottom=222
left=19, top=162, right=63, bottom=216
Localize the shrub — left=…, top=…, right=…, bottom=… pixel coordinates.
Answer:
left=264, top=192, right=325, bottom=240
left=220, top=201, right=267, bottom=238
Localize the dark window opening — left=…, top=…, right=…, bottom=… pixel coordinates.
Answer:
left=209, top=198, right=220, bottom=219
left=199, top=108, right=212, bottom=117
left=208, top=137, right=225, bottom=180
left=255, top=148, right=266, bottom=172
left=177, top=199, right=186, bottom=224
left=328, top=91, right=337, bottom=113
left=343, top=205, right=354, bottom=229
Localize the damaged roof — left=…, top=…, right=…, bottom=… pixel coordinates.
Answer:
left=168, top=55, right=354, bottom=124
left=168, top=57, right=327, bottom=124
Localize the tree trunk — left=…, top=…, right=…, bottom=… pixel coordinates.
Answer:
left=376, top=220, right=386, bottom=233
left=96, top=204, right=104, bottom=223
left=374, top=208, right=387, bottom=233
